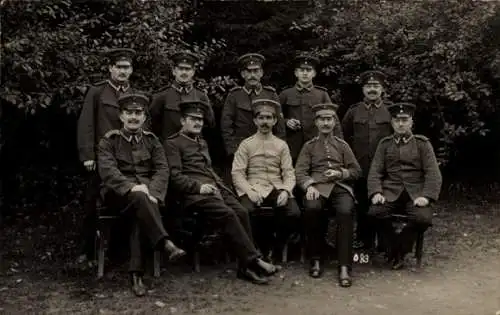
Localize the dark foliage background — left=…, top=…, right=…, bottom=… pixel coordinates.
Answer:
left=2, top=0, right=500, bottom=223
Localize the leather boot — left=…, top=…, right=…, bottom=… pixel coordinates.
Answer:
left=130, top=272, right=146, bottom=297
left=338, top=265, right=352, bottom=287
left=309, top=260, right=323, bottom=278
left=164, top=239, right=186, bottom=261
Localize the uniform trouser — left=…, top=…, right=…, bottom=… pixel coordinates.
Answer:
left=185, top=188, right=260, bottom=267
left=239, top=189, right=301, bottom=256
left=81, top=172, right=100, bottom=258
left=303, top=186, right=355, bottom=267
left=354, top=179, right=375, bottom=248
left=368, top=191, right=433, bottom=257
left=104, top=191, right=169, bottom=273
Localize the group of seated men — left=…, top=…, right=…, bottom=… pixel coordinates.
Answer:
left=77, top=48, right=442, bottom=297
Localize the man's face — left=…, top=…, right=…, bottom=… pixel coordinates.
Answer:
left=362, top=79, right=384, bottom=101
left=253, top=111, right=277, bottom=134
left=109, top=60, right=133, bottom=83
left=315, top=115, right=336, bottom=134
left=391, top=116, right=413, bottom=135
left=172, top=62, right=195, bottom=84
left=294, top=67, right=316, bottom=85
left=119, top=108, right=146, bottom=131
left=181, top=115, right=204, bottom=134
left=241, top=67, right=263, bottom=86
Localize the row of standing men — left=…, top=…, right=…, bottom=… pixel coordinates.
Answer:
left=77, top=48, right=442, bottom=296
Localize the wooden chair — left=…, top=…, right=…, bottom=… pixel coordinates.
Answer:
left=95, top=201, right=161, bottom=279
left=390, top=214, right=425, bottom=268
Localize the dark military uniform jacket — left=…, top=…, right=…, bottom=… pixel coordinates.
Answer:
left=220, top=84, right=286, bottom=156
left=150, top=81, right=215, bottom=141
left=280, top=84, right=343, bottom=161
left=77, top=80, right=133, bottom=162
left=295, top=134, right=361, bottom=199
left=165, top=132, right=233, bottom=208
left=367, top=134, right=442, bottom=203
left=97, top=128, right=169, bottom=202
left=341, top=100, right=393, bottom=176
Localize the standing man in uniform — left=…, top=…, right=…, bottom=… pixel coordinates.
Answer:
left=98, top=93, right=185, bottom=296
left=232, top=99, right=300, bottom=261
left=150, top=50, right=215, bottom=141
left=220, top=53, right=286, bottom=185
left=279, top=54, right=343, bottom=163
left=341, top=70, right=393, bottom=250
left=295, top=103, right=361, bottom=287
left=367, top=103, right=442, bottom=269
left=166, top=100, right=282, bottom=285
left=77, top=48, right=136, bottom=264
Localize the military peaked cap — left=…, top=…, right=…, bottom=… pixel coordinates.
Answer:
left=117, top=93, right=149, bottom=111
left=387, top=102, right=416, bottom=117
left=105, top=48, right=136, bottom=64
left=358, top=70, right=387, bottom=86
left=312, top=103, right=339, bottom=118
left=251, top=99, right=280, bottom=115
left=171, top=51, right=199, bottom=66
left=238, top=53, right=265, bottom=70
left=294, top=54, right=320, bottom=69
left=179, top=99, right=210, bottom=118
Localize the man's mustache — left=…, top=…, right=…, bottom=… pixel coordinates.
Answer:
left=128, top=120, right=140, bottom=124
left=260, top=124, right=271, bottom=128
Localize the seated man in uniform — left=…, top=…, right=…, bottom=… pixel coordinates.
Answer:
left=232, top=99, right=300, bottom=261
left=97, top=93, right=185, bottom=297
left=295, top=103, right=361, bottom=287
left=165, top=100, right=282, bottom=285
left=367, top=102, right=442, bottom=269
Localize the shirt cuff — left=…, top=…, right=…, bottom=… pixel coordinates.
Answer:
left=340, top=168, right=350, bottom=180
left=302, top=179, right=315, bottom=191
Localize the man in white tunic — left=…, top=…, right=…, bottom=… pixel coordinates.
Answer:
left=232, top=99, right=300, bottom=261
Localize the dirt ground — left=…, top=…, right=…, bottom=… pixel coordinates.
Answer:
left=1, top=200, right=499, bottom=315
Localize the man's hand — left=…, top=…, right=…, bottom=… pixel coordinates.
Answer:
left=306, top=186, right=320, bottom=201
left=276, top=190, right=289, bottom=207
left=200, top=183, right=218, bottom=195
left=247, top=189, right=263, bottom=206
left=414, top=197, right=429, bottom=207
left=131, top=184, right=149, bottom=194
left=83, top=160, right=96, bottom=171
left=286, top=118, right=301, bottom=131
left=371, top=193, right=386, bottom=205
left=324, top=169, right=342, bottom=179
left=148, top=195, right=158, bottom=204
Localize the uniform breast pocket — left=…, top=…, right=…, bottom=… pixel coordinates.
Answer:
left=102, top=101, right=120, bottom=123
left=353, top=119, right=367, bottom=133
left=133, top=150, right=151, bottom=162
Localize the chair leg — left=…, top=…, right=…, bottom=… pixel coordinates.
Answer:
left=97, top=223, right=110, bottom=279
left=415, top=231, right=424, bottom=268
left=193, top=250, right=201, bottom=273
left=281, top=243, right=288, bottom=264
left=153, top=250, right=161, bottom=278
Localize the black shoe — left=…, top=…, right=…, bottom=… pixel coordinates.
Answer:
left=130, top=273, right=146, bottom=297
left=164, top=239, right=186, bottom=261
left=255, top=259, right=282, bottom=277
left=338, top=265, right=352, bottom=288
left=237, top=268, right=270, bottom=285
left=392, top=254, right=406, bottom=270
left=309, top=260, right=323, bottom=278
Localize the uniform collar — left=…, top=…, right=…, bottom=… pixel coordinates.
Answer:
left=363, top=98, right=383, bottom=109
left=172, top=80, right=194, bottom=94
left=318, top=132, right=335, bottom=144
left=243, top=83, right=262, bottom=95
left=107, top=79, right=130, bottom=93
left=394, top=133, right=413, bottom=144
left=120, top=128, right=143, bottom=143
left=180, top=131, right=202, bottom=143
left=295, top=82, right=313, bottom=92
